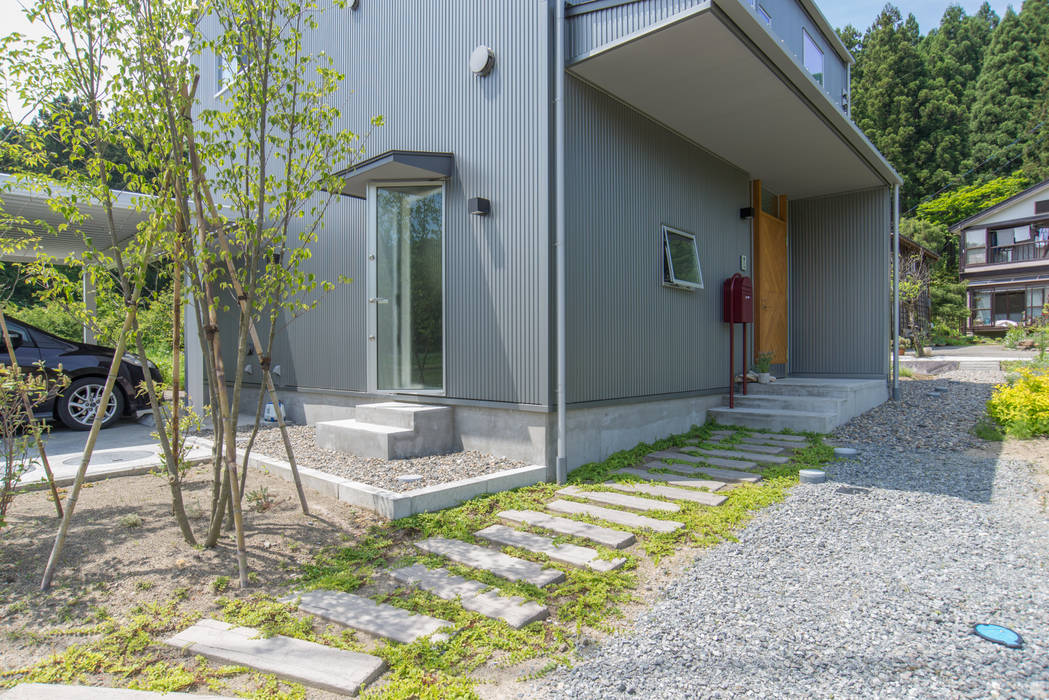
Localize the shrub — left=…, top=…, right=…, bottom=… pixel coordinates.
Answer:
left=987, top=368, right=1049, bottom=438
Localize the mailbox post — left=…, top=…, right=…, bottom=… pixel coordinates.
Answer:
left=722, top=274, right=753, bottom=408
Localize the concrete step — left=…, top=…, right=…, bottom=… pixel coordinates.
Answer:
left=708, top=406, right=838, bottom=433
left=649, top=449, right=758, bottom=470
left=391, top=564, right=548, bottom=629
left=292, top=590, right=453, bottom=644
left=165, top=619, right=385, bottom=696
left=745, top=377, right=883, bottom=398
left=546, top=499, right=684, bottom=533
left=476, top=524, right=625, bottom=572
left=700, top=440, right=785, bottom=455
left=606, top=481, right=727, bottom=507
left=644, top=461, right=761, bottom=483
left=497, top=509, right=636, bottom=549
left=722, top=435, right=806, bottom=450
left=316, top=402, right=455, bottom=459
left=557, top=485, right=680, bottom=513
left=616, top=467, right=727, bottom=491
left=414, top=537, right=565, bottom=587
left=688, top=447, right=790, bottom=465
left=722, top=394, right=847, bottom=413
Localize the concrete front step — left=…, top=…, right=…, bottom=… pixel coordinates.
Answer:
left=616, top=467, right=727, bottom=491
left=414, top=537, right=565, bottom=587
left=687, top=447, right=790, bottom=465
left=557, top=485, right=680, bottom=513
left=391, top=564, right=548, bottom=629
left=606, top=481, right=727, bottom=507
left=546, top=499, right=684, bottom=533
left=0, top=686, right=223, bottom=699
left=316, top=402, right=455, bottom=459
left=722, top=394, right=846, bottom=413
left=165, top=619, right=386, bottom=696
left=644, top=461, right=761, bottom=483
left=746, top=377, right=884, bottom=398
left=476, top=524, right=626, bottom=572
left=292, top=590, right=452, bottom=644
left=649, top=449, right=758, bottom=470
left=498, top=509, right=636, bottom=549
left=707, top=406, right=838, bottom=433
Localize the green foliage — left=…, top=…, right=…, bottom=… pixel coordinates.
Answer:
left=1003, top=324, right=1027, bottom=349
left=972, top=415, right=1005, bottom=441
left=915, top=172, right=1031, bottom=227
left=987, top=367, right=1049, bottom=437
left=900, top=217, right=948, bottom=254
left=753, top=352, right=773, bottom=373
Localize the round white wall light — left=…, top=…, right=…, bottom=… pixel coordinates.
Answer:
left=470, top=45, right=495, bottom=76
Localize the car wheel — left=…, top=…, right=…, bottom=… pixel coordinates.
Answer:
left=57, top=377, right=125, bottom=431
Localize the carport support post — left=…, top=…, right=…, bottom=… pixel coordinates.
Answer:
left=892, top=185, right=900, bottom=401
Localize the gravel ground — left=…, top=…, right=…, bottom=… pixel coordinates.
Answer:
left=240, top=424, right=527, bottom=492
left=832, top=369, right=1004, bottom=451
left=534, top=369, right=1049, bottom=699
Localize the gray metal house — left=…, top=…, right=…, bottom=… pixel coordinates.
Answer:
left=195, top=0, right=901, bottom=475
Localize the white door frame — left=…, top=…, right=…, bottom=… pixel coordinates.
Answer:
left=366, top=180, right=447, bottom=396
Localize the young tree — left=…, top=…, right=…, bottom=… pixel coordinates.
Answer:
left=898, top=252, right=933, bottom=356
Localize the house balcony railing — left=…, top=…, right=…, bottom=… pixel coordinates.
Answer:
left=989, top=241, right=1049, bottom=264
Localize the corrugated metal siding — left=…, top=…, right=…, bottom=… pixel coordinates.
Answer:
left=567, top=0, right=704, bottom=59
left=564, top=77, right=752, bottom=403
left=200, top=0, right=550, bottom=405
left=789, top=188, right=890, bottom=377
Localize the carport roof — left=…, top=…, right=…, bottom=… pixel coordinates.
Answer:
left=0, top=173, right=148, bottom=262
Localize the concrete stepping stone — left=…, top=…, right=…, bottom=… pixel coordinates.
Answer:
left=557, top=485, right=680, bottom=512
left=292, top=589, right=452, bottom=644
left=391, top=564, right=548, bottom=629
left=705, top=441, right=785, bottom=455
left=690, top=447, right=789, bottom=465
left=606, top=481, right=727, bottom=507
left=164, top=619, right=385, bottom=696
left=651, top=449, right=758, bottom=470
left=644, top=461, right=761, bottom=483
left=476, top=524, right=625, bottom=572
left=547, top=499, right=684, bottom=533
left=498, top=509, right=636, bottom=549
left=414, top=537, right=565, bottom=587
left=738, top=436, right=805, bottom=449
left=0, top=685, right=224, bottom=699
left=616, top=467, right=726, bottom=490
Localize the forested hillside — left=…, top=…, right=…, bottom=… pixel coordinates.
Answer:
left=842, top=1, right=1049, bottom=334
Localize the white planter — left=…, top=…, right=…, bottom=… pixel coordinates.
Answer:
left=757, top=372, right=771, bottom=384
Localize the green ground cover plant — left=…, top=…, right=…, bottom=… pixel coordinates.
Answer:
left=987, top=367, right=1049, bottom=438
left=1, top=423, right=830, bottom=699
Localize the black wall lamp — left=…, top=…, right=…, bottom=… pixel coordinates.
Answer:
left=469, top=197, right=491, bottom=216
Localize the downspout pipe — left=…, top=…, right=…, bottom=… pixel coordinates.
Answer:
left=555, top=0, right=568, bottom=484
left=892, top=184, right=900, bottom=400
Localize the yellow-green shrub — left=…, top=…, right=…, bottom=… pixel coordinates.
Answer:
left=987, top=368, right=1049, bottom=438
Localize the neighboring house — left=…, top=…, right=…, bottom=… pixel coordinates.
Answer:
left=951, top=179, right=1049, bottom=334
left=897, top=235, right=940, bottom=336
left=195, top=0, right=901, bottom=472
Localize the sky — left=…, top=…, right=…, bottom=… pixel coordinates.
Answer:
left=821, top=1, right=1015, bottom=33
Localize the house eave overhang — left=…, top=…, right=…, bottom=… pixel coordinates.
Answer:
left=567, top=1, right=901, bottom=199
left=333, top=150, right=455, bottom=199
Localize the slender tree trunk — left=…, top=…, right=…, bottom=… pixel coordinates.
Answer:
left=0, top=310, right=62, bottom=517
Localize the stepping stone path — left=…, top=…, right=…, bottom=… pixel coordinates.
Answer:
left=414, top=537, right=565, bottom=587
left=165, top=619, right=386, bottom=696
left=617, top=468, right=727, bottom=491
left=547, top=499, right=684, bottom=533
left=689, top=447, right=790, bottom=465
left=606, top=480, right=727, bottom=507
left=709, top=430, right=807, bottom=443
left=557, top=485, right=680, bottom=513
left=705, top=441, right=785, bottom=455
left=498, top=509, right=636, bottom=549
left=392, top=564, right=548, bottom=629
left=476, top=524, right=626, bottom=572
left=293, top=589, right=452, bottom=644
left=651, top=449, right=758, bottom=470
left=645, top=461, right=761, bottom=483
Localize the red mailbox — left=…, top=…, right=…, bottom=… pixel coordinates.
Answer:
left=723, top=274, right=753, bottom=407
left=723, top=274, right=753, bottom=324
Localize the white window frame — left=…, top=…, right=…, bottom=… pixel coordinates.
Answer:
left=662, top=225, right=704, bottom=291
left=803, top=29, right=824, bottom=86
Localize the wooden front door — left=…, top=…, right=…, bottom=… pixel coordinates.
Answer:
left=752, top=181, right=788, bottom=367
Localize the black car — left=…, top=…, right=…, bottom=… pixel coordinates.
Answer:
left=5, top=318, right=162, bottom=430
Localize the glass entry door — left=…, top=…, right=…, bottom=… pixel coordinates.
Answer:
left=369, top=184, right=444, bottom=392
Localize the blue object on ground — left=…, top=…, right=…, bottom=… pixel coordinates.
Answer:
left=973, top=624, right=1023, bottom=649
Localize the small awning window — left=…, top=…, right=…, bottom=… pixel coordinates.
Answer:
left=334, top=150, right=454, bottom=199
